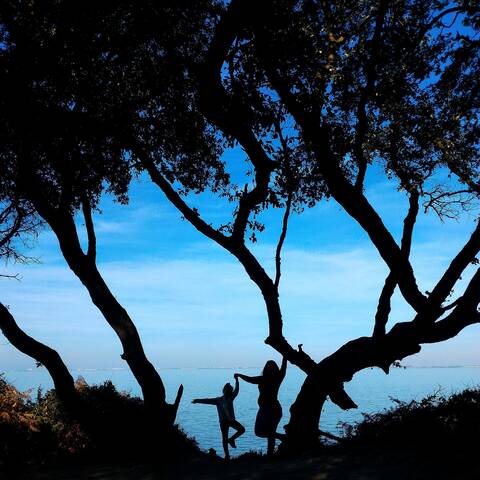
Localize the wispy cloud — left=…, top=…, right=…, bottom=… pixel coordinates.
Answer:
left=2, top=233, right=479, bottom=370
left=2, top=166, right=480, bottom=369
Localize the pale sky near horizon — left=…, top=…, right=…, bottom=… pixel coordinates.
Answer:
left=1, top=149, right=480, bottom=371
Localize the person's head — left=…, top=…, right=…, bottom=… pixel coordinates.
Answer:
left=223, top=382, right=234, bottom=397
left=263, top=360, right=280, bottom=377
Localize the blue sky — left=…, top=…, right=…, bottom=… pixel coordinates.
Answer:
left=1, top=149, right=480, bottom=371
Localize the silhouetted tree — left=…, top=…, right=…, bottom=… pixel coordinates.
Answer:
left=3, top=0, right=480, bottom=451
left=0, top=0, right=188, bottom=426
left=0, top=201, right=76, bottom=406
left=133, top=0, right=480, bottom=449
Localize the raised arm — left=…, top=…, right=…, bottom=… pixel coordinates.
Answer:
left=192, top=397, right=218, bottom=405
left=232, top=376, right=240, bottom=398
left=235, top=373, right=262, bottom=384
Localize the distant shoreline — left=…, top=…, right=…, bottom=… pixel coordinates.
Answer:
left=4, top=364, right=480, bottom=373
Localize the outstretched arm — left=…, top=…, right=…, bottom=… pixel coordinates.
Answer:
left=192, top=397, right=218, bottom=405
left=234, top=373, right=262, bottom=384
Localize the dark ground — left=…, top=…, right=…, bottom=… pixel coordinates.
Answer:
left=9, top=445, right=480, bottom=480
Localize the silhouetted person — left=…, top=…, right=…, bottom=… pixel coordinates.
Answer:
left=192, top=376, right=245, bottom=460
left=235, top=357, right=287, bottom=456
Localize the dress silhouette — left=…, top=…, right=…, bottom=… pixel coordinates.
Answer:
left=235, top=357, right=287, bottom=456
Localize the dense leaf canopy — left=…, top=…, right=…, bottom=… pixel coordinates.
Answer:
left=0, top=0, right=226, bottom=214
left=0, top=0, right=478, bottom=230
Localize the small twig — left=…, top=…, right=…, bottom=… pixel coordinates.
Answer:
left=0, top=273, right=21, bottom=281
left=440, top=297, right=462, bottom=313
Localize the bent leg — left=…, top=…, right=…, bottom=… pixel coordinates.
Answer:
left=228, top=419, right=245, bottom=447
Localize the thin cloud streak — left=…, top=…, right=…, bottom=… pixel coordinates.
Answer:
left=2, top=237, right=479, bottom=369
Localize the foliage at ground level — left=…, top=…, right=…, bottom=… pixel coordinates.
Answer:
left=2, top=375, right=480, bottom=479
left=0, top=375, right=197, bottom=471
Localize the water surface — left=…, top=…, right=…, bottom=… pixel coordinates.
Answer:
left=5, top=366, right=480, bottom=456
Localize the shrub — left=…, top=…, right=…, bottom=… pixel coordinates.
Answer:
left=341, top=387, right=480, bottom=450
left=0, top=374, right=198, bottom=469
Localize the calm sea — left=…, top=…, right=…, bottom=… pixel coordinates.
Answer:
left=4, top=366, right=480, bottom=456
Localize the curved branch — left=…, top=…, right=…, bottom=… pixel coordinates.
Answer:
left=81, top=195, right=96, bottom=261
left=274, top=192, right=292, bottom=288
left=197, top=0, right=276, bottom=242
left=422, top=268, right=480, bottom=343
left=23, top=175, right=172, bottom=417
left=0, top=302, right=76, bottom=406
left=249, top=6, right=427, bottom=313
left=373, top=189, right=419, bottom=336
left=142, top=156, right=317, bottom=372
left=354, top=0, right=389, bottom=190
left=425, top=221, right=480, bottom=314
left=141, top=157, right=231, bottom=249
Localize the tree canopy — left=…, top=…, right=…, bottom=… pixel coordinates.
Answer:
left=1, top=0, right=479, bottom=451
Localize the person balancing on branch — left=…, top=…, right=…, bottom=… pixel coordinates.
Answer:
left=235, top=356, right=287, bottom=456
left=192, top=376, right=245, bottom=460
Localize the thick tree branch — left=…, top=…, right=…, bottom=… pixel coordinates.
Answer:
left=141, top=156, right=317, bottom=372
left=422, top=268, right=480, bottom=343
left=354, top=0, right=389, bottom=190
left=424, top=309, right=480, bottom=344
left=373, top=189, right=419, bottom=336
left=169, top=384, right=184, bottom=425
left=0, top=302, right=76, bottom=405
left=304, top=267, right=480, bottom=411
left=198, top=0, right=276, bottom=243
left=252, top=35, right=427, bottom=311
left=141, top=157, right=231, bottom=249
left=22, top=173, right=175, bottom=417
left=424, top=220, right=480, bottom=315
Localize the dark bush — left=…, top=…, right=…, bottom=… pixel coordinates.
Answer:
left=341, top=387, right=480, bottom=450
left=0, top=374, right=198, bottom=469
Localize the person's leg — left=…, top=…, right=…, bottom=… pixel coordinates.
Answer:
left=220, top=421, right=230, bottom=460
left=272, top=404, right=284, bottom=442
left=228, top=420, right=245, bottom=447
left=267, top=436, right=276, bottom=457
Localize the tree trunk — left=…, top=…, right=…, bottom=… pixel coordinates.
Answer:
left=57, top=240, right=168, bottom=417
left=283, top=326, right=431, bottom=450
left=0, top=302, right=76, bottom=407
left=27, top=195, right=175, bottom=425
left=283, top=374, right=326, bottom=452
